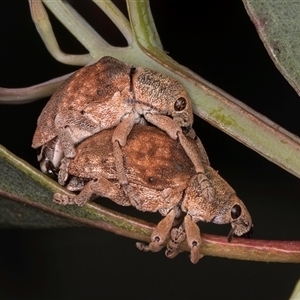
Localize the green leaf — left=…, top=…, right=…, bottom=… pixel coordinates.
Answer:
left=243, top=0, right=300, bottom=94
left=0, top=144, right=152, bottom=239
left=290, top=279, right=300, bottom=300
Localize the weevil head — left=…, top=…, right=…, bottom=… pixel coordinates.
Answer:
left=132, top=68, right=193, bottom=128
left=181, top=170, right=253, bottom=242
left=211, top=198, right=253, bottom=242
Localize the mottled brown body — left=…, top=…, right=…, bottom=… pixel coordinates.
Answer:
left=55, top=125, right=194, bottom=211
left=32, top=57, right=133, bottom=148
left=33, top=56, right=214, bottom=205
left=54, top=125, right=253, bottom=263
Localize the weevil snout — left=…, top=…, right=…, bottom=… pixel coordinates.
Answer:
left=241, top=224, right=254, bottom=238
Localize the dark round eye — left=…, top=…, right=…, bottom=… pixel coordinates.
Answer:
left=231, top=204, right=241, bottom=219
left=174, top=97, right=187, bottom=111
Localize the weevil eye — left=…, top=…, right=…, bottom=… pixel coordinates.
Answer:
left=231, top=204, right=241, bottom=219
left=174, top=97, right=187, bottom=111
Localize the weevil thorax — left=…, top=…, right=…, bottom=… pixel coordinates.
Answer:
left=132, top=67, right=193, bottom=129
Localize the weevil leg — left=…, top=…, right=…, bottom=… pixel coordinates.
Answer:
left=136, top=242, right=164, bottom=253
left=149, top=208, right=177, bottom=251
left=144, top=114, right=214, bottom=202
left=144, top=113, right=179, bottom=140
left=56, top=127, right=76, bottom=158
left=112, top=112, right=143, bottom=207
left=53, top=176, right=130, bottom=207
left=185, top=128, right=210, bottom=166
left=53, top=180, right=95, bottom=206
left=55, top=110, right=101, bottom=158
left=183, top=214, right=203, bottom=264
left=136, top=208, right=177, bottom=253
left=58, top=157, right=71, bottom=185
left=89, top=177, right=130, bottom=206
left=53, top=193, right=77, bottom=206
left=165, top=225, right=186, bottom=259
left=178, top=131, right=215, bottom=201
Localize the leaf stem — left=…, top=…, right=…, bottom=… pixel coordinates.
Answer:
left=92, top=0, right=133, bottom=45
left=42, top=0, right=109, bottom=57
left=126, top=0, right=163, bottom=51
left=0, top=73, right=72, bottom=104
left=29, top=0, right=91, bottom=66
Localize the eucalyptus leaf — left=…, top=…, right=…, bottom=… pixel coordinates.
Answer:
left=243, top=0, right=300, bottom=95
left=290, top=279, right=300, bottom=300
left=0, top=144, right=151, bottom=241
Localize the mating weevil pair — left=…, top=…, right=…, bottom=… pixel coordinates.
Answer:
left=32, top=56, right=253, bottom=263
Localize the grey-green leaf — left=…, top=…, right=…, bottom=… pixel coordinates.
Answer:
left=0, top=143, right=151, bottom=240
left=243, top=0, right=300, bottom=94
